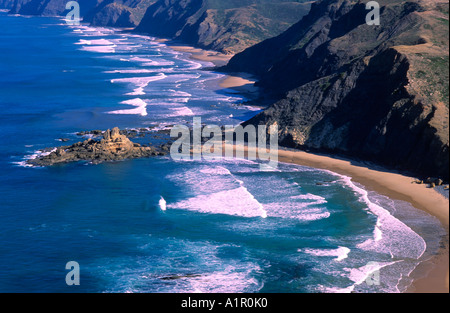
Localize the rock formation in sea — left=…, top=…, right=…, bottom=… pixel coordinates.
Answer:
left=27, top=127, right=169, bottom=166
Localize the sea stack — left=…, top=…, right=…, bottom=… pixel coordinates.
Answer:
left=27, top=127, right=168, bottom=166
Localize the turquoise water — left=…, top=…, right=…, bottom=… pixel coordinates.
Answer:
left=0, top=12, right=444, bottom=293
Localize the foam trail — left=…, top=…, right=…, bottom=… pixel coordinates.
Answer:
left=300, top=247, right=350, bottom=262
left=108, top=98, right=148, bottom=116
left=80, top=45, right=116, bottom=53
left=168, top=165, right=267, bottom=219
left=111, top=74, right=167, bottom=96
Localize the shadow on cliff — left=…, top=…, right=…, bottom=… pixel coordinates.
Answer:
left=304, top=49, right=449, bottom=181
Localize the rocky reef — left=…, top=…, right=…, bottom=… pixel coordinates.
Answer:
left=27, top=127, right=169, bottom=166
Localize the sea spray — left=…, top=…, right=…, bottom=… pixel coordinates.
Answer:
left=159, top=197, right=167, bottom=211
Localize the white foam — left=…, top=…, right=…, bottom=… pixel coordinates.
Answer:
left=168, top=90, right=192, bottom=97
left=80, top=45, right=116, bottom=53
left=127, top=87, right=145, bottom=96
left=14, top=148, right=57, bottom=167
left=162, top=74, right=201, bottom=84
left=342, top=261, right=401, bottom=293
left=121, top=98, right=147, bottom=107
left=300, top=247, right=350, bottom=262
left=169, top=186, right=267, bottom=218
left=111, top=74, right=167, bottom=96
left=333, top=173, right=427, bottom=260
left=263, top=203, right=330, bottom=221
left=108, top=98, right=148, bottom=116
left=104, top=69, right=159, bottom=74
left=291, top=193, right=327, bottom=204
left=129, top=56, right=154, bottom=63
left=169, top=107, right=194, bottom=116
left=111, top=74, right=167, bottom=86
left=108, top=106, right=148, bottom=116
left=142, top=60, right=175, bottom=67
left=159, top=197, right=167, bottom=211
left=75, top=39, right=115, bottom=46
left=199, top=167, right=232, bottom=175
left=184, top=265, right=263, bottom=293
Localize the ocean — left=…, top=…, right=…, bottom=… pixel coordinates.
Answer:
left=0, top=11, right=445, bottom=293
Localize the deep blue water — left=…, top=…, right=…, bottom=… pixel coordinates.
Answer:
left=0, top=12, right=445, bottom=293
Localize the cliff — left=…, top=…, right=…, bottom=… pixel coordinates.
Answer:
left=6, top=0, right=100, bottom=16
left=83, top=0, right=158, bottom=27
left=1, top=0, right=312, bottom=52
left=223, top=0, right=449, bottom=180
left=135, top=0, right=312, bottom=54
left=1, top=0, right=156, bottom=27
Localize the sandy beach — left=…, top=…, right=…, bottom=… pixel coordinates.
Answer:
left=227, top=143, right=449, bottom=293
left=278, top=148, right=449, bottom=293
left=168, top=44, right=233, bottom=67
left=168, top=43, right=261, bottom=99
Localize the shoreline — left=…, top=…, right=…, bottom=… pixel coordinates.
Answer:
left=164, top=38, right=450, bottom=293
left=226, top=142, right=449, bottom=292
left=167, top=42, right=261, bottom=100
left=275, top=148, right=449, bottom=293
left=6, top=11, right=448, bottom=293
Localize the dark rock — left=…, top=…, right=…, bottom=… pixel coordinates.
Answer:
left=135, top=0, right=312, bottom=54
left=223, top=0, right=449, bottom=181
left=27, top=127, right=169, bottom=166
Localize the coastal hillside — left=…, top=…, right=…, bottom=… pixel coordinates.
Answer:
left=135, top=0, right=313, bottom=53
left=1, top=0, right=313, bottom=52
left=223, top=0, right=449, bottom=181
left=2, top=0, right=157, bottom=27
left=83, top=0, right=158, bottom=27
left=6, top=0, right=99, bottom=16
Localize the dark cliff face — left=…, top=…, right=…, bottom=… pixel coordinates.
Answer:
left=1, top=0, right=155, bottom=27
left=6, top=0, right=101, bottom=16
left=83, top=0, right=158, bottom=27
left=135, top=0, right=313, bottom=54
left=226, top=0, right=449, bottom=180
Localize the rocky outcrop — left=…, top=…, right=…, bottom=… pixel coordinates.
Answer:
left=83, top=0, right=158, bottom=27
left=223, top=0, right=449, bottom=181
left=135, top=0, right=312, bottom=54
left=2, top=0, right=311, bottom=50
left=7, top=0, right=100, bottom=16
left=27, top=127, right=169, bottom=166
left=2, top=0, right=155, bottom=27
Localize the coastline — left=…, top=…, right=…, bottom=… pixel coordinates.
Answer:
left=167, top=42, right=261, bottom=99
left=226, top=142, right=449, bottom=292
left=164, top=39, right=450, bottom=293
left=276, top=148, right=449, bottom=293
left=4, top=11, right=447, bottom=294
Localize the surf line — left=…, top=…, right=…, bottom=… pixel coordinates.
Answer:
left=169, top=117, right=279, bottom=170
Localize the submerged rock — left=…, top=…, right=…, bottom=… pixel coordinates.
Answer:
left=27, top=127, right=169, bottom=166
